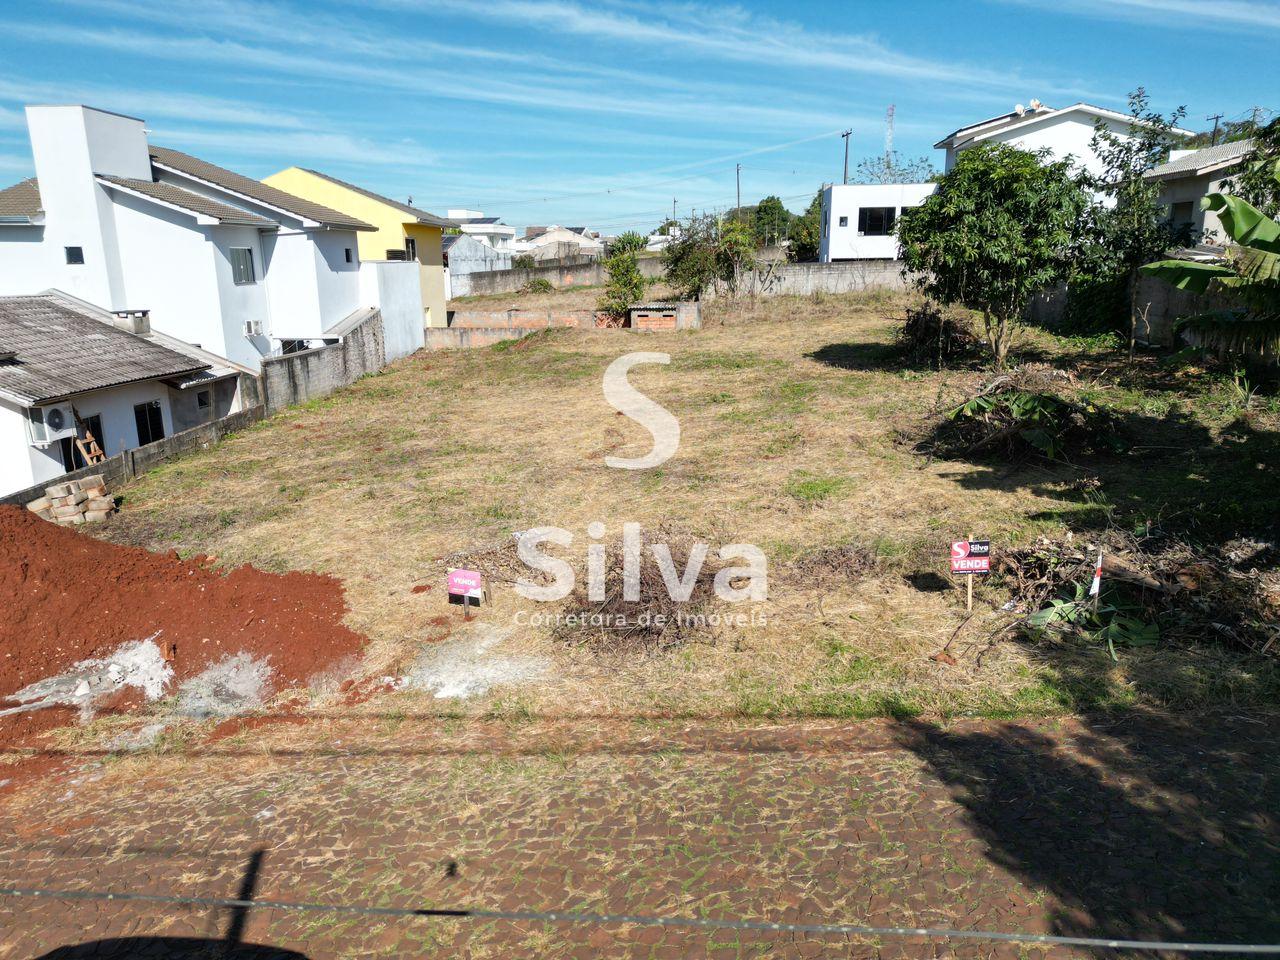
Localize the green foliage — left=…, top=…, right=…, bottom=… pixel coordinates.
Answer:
left=512, top=254, right=536, bottom=269
left=786, top=190, right=823, bottom=263
left=898, top=143, right=1088, bottom=369
left=1067, top=89, right=1193, bottom=334
left=1140, top=176, right=1280, bottom=357
left=597, top=250, right=648, bottom=321
left=753, top=195, right=792, bottom=246
left=661, top=213, right=757, bottom=299
left=1221, top=114, right=1280, bottom=219
left=854, top=153, right=937, bottom=185
left=939, top=387, right=1125, bottom=461
left=1026, top=582, right=1159, bottom=662
left=519, top=277, right=553, bottom=294
left=609, top=230, right=647, bottom=255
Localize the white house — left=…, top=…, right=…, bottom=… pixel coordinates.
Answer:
left=515, top=225, right=604, bottom=261
left=819, top=182, right=937, bottom=262
left=0, top=105, right=382, bottom=372
left=0, top=292, right=257, bottom=497
left=934, top=100, right=1194, bottom=180
left=1145, top=139, right=1254, bottom=247
left=446, top=210, right=516, bottom=253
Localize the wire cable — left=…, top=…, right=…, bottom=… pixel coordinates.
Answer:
left=2, top=887, right=1279, bottom=953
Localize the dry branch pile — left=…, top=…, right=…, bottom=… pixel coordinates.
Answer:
left=895, top=302, right=979, bottom=366
left=998, top=531, right=1279, bottom=658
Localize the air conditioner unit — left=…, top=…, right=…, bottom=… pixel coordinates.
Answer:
left=243, top=318, right=264, bottom=337
left=27, top=402, right=76, bottom=447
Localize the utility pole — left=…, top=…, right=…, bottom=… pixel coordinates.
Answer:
left=735, top=163, right=741, bottom=221
left=672, top=197, right=677, bottom=225
left=841, top=129, right=853, bottom=184
left=1207, top=113, right=1223, bottom=146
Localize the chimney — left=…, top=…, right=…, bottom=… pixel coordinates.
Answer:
left=111, top=308, right=151, bottom=336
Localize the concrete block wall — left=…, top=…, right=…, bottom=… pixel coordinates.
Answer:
left=447, top=309, right=599, bottom=329
left=450, top=257, right=665, bottom=298
left=260, top=310, right=386, bottom=413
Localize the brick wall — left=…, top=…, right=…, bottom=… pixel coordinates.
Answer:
left=260, top=309, right=385, bottom=413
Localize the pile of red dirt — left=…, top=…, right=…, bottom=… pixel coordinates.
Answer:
left=0, top=505, right=367, bottom=737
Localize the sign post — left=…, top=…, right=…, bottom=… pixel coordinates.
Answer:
left=447, top=568, right=485, bottom=621
left=949, top=536, right=991, bottom=612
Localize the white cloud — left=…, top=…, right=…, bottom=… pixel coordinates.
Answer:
left=998, top=0, right=1280, bottom=29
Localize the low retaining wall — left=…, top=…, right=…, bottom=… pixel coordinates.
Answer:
left=700, top=260, right=913, bottom=299
left=1025, top=275, right=1231, bottom=348
left=451, top=257, right=665, bottom=298
left=425, top=327, right=549, bottom=350
left=448, top=309, right=598, bottom=329
left=0, top=405, right=266, bottom=507
left=261, top=309, right=386, bottom=413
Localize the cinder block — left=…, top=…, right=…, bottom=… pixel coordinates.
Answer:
left=66, top=479, right=82, bottom=493
left=45, top=483, right=72, bottom=498
left=82, top=485, right=107, bottom=499
left=52, top=504, right=84, bottom=519
left=26, top=497, right=51, bottom=513
left=35, top=509, right=52, bottom=522
left=85, top=497, right=114, bottom=512
left=56, top=514, right=85, bottom=525
left=83, top=509, right=113, bottom=523
left=79, top=474, right=104, bottom=489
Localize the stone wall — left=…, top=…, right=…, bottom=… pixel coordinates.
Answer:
left=260, top=309, right=386, bottom=413
left=702, top=260, right=913, bottom=299
left=0, top=405, right=266, bottom=506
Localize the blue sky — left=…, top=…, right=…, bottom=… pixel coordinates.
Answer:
left=0, top=0, right=1276, bottom=234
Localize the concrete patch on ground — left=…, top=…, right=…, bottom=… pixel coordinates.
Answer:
left=175, top=653, right=272, bottom=719
left=400, top=623, right=549, bottom=699
left=0, top=635, right=172, bottom=721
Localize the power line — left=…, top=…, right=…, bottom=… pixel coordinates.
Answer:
left=2, top=887, right=1278, bottom=953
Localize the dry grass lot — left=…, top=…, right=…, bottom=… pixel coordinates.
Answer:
left=97, top=291, right=1280, bottom=721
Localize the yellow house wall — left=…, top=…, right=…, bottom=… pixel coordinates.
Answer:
left=262, top=167, right=448, bottom=328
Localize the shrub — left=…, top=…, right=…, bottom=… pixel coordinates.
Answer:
left=895, top=302, right=979, bottom=366
left=512, top=254, right=536, bottom=269
left=519, top=277, right=553, bottom=294
left=597, top=250, right=647, bottom=322
left=609, top=231, right=647, bottom=255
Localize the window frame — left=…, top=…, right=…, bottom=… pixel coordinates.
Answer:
left=857, top=207, right=897, bottom=237
left=229, top=246, right=257, bottom=285
left=65, top=246, right=85, bottom=265
left=838, top=216, right=848, bottom=228
left=404, top=237, right=418, bottom=261
left=133, top=400, right=165, bottom=446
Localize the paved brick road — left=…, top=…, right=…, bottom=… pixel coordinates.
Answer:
left=0, top=715, right=1277, bottom=958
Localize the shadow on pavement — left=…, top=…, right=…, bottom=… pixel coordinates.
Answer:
left=896, top=713, right=1280, bottom=946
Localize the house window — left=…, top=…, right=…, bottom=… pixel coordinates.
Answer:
left=857, top=207, right=896, bottom=236
left=404, top=238, right=418, bottom=260
left=386, top=249, right=408, bottom=261
left=196, top=390, right=211, bottom=410
left=344, top=247, right=353, bottom=263
left=230, top=247, right=256, bottom=284
left=1170, top=201, right=1195, bottom=228
left=838, top=216, right=848, bottom=227
left=133, top=400, right=165, bottom=446
left=65, top=246, right=84, bottom=265
left=279, top=339, right=309, bottom=355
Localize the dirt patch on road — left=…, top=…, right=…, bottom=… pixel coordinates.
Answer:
left=0, top=505, right=367, bottom=739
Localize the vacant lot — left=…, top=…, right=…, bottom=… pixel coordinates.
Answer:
left=95, top=291, right=1280, bottom=721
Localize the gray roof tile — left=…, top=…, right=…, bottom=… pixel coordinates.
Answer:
left=1147, top=139, right=1254, bottom=180
left=149, top=146, right=374, bottom=230
left=0, top=295, right=208, bottom=405
left=297, top=169, right=456, bottom=228
left=0, top=178, right=42, bottom=222
left=96, top=176, right=277, bottom=226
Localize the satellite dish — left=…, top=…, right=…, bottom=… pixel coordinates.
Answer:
left=1014, top=103, right=1026, bottom=116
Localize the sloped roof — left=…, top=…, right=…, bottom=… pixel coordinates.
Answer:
left=441, top=233, right=460, bottom=252
left=296, top=169, right=455, bottom=228
left=0, top=294, right=208, bottom=405
left=149, top=146, right=374, bottom=231
left=0, top=178, right=43, bottom=223
left=96, top=176, right=277, bottom=226
left=1146, top=139, right=1254, bottom=181
left=454, top=215, right=501, bottom=225
left=935, top=102, right=1195, bottom=150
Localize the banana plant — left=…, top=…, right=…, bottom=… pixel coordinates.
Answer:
left=1140, top=182, right=1280, bottom=356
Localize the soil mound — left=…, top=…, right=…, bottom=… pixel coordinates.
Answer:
left=0, top=505, right=366, bottom=735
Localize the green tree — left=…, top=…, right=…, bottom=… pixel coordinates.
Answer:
left=753, top=195, right=792, bottom=246
left=609, top=230, right=647, bottom=255
left=662, top=213, right=757, bottom=298
left=598, top=250, right=648, bottom=321
left=1066, top=89, right=1192, bottom=334
left=786, top=190, right=823, bottom=263
left=855, top=153, right=937, bottom=184
left=898, top=143, right=1088, bottom=370
left=1221, top=115, right=1280, bottom=219
left=1140, top=177, right=1280, bottom=358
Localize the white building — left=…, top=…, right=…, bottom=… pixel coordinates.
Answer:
left=1145, top=139, right=1254, bottom=247
left=0, top=292, right=255, bottom=497
left=934, top=100, right=1194, bottom=180
left=515, top=225, right=604, bottom=261
left=0, top=105, right=382, bottom=372
left=446, top=210, right=516, bottom=253
left=818, top=182, right=937, bottom=262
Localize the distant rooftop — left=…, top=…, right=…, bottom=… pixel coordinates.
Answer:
left=1146, top=139, right=1254, bottom=181
left=297, top=169, right=455, bottom=228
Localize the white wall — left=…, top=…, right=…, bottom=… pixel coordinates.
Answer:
left=359, top=260, right=425, bottom=361
left=819, top=183, right=937, bottom=262
left=0, top=380, right=175, bottom=497
left=261, top=230, right=321, bottom=339
left=946, top=110, right=1138, bottom=182
left=1157, top=174, right=1231, bottom=245
left=210, top=225, right=273, bottom=367
left=311, top=229, right=363, bottom=330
